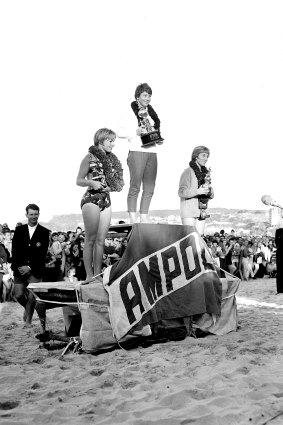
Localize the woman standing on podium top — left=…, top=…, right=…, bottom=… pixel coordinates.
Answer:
left=117, top=83, right=163, bottom=224
left=178, top=146, right=214, bottom=236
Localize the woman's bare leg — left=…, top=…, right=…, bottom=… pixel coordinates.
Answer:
left=195, top=220, right=206, bottom=236
left=182, top=217, right=205, bottom=236
left=182, top=217, right=197, bottom=226
left=93, top=206, right=112, bottom=281
left=82, top=203, right=100, bottom=280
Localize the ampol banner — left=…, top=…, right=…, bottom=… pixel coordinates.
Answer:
left=104, top=224, right=222, bottom=340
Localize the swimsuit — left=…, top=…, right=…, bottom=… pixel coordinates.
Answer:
left=80, top=153, right=111, bottom=211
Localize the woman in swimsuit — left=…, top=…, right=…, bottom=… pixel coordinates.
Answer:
left=76, top=128, right=124, bottom=281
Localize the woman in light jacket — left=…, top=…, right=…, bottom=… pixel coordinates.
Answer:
left=178, top=146, right=213, bottom=235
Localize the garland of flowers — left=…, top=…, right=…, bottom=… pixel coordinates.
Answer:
left=88, top=146, right=124, bottom=192
left=189, top=160, right=208, bottom=187
left=189, top=159, right=211, bottom=212
left=131, top=101, right=161, bottom=130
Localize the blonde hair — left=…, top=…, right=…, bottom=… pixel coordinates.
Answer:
left=191, top=146, right=210, bottom=161
left=93, top=128, right=116, bottom=146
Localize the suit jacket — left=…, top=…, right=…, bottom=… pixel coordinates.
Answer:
left=11, top=224, right=50, bottom=278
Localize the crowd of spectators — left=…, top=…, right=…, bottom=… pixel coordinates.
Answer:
left=203, top=229, right=277, bottom=280
left=0, top=221, right=278, bottom=302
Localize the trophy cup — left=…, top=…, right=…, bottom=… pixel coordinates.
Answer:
left=138, top=107, right=164, bottom=148
left=199, top=167, right=212, bottom=220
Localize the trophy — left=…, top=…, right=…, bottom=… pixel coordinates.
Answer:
left=199, top=168, right=213, bottom=220
left=203, top=167, right=212, bottom=190
left=138, top=107, right=164, bottom=148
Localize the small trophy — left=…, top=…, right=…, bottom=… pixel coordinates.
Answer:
left=203, top=167, right=212, bottom=190
left=138, top=107, right=164, bottom=148
left=199, top=168, right=213, bottom=220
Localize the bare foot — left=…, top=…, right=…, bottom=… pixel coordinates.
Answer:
left=94, top=275, right=103, bottom=283
left=81, top=276, right=96, bottom=285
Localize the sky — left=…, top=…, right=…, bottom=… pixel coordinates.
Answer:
left=1, top=0, right=283, bottom=227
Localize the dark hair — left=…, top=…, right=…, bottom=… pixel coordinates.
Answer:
left=26, top=204, right=40, bottom=214
left=71, top=242, right=80, bottom=252
left=134, top=83, right=152, bottom=99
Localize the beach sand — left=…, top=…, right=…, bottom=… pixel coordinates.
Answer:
left=1, top=278, right=283, bottom=425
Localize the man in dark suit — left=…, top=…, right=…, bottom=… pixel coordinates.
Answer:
left=12, top=204, right=50, bottom=325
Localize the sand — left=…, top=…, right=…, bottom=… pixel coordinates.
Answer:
left=1, top=278, right=283, bottom=425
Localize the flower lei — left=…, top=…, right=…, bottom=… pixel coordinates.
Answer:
left=189, top=160, right=209, bottom=187
left=88, top=146, right=124, bottom=192
left=189, top=160, right=212, bottom=220
left=131, top=101, right=161, bottom=130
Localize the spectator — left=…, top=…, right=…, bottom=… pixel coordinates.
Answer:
left=211, top=239, right=221, bottom=267
left=3, top=229, right=12, bottom=263
left=49, top=232, right=64, bottom=281
left=231, top=242, right=242, bottom=279
left=69, top=242, right=85, bottom=281
left=75, top=227, right=83, bottom=239
left=62, top=240, right=73, bottom=277
left=2, top=223, right=10, bottom=232
left=64, top=266, right=78, bottom=283
left=240, top=240, right=254, bottom=280
left=66, top=231, right=76, bottom=243
left=0, top=234, right=8, bottom=264
left=42, top=247, right=57, bottom=282
left=218, top=236, right=227, bottom=273
left=225, top=237, right=236, bottom=275
left=118, top=237, right=128, bottom=258
left=102, top=254, right=111, bottom=271
left=104, top=237, right=117, bottom=256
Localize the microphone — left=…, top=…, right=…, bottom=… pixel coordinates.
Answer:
left=261, top=195, right=283, bottom=209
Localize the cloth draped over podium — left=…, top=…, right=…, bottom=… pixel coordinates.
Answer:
left=103, top=224, right=222, bottom=340
left=28, top=224, right=240, bottom=353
